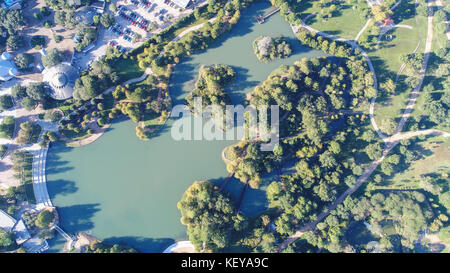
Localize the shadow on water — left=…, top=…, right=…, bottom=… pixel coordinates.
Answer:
left=103, top=236, right=176, bottom=253
left=57, top=203, right=101, bottom=233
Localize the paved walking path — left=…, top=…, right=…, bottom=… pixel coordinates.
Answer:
left=23, top=119, right=59, bottom=209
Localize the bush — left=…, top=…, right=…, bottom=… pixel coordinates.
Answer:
left=41, top=48, right=62, bottom=68
left=30, top=35, right=46, bottom=49
left=54, top=34, right=63, bottom=43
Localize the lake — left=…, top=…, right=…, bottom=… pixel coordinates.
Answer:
left=46, top=1, right=323, bottom=252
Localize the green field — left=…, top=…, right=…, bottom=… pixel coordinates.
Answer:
left=371, top=1, right=429, bottom=130
left=307, top=4, right=367, bottom=40
left=114, top=58, right=145, bottom=82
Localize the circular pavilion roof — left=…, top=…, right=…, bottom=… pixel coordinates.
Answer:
left=1, top=52, right=12, bottom=61
left=42, top=62, right=78, bottom=100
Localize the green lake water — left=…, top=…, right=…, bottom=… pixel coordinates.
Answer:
left=46, top=1, right=323, bottom=252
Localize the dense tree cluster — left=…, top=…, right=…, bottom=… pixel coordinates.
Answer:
left=177, top=181, right=246, bottom=252
left=253, top=36, right=292, bottom=62
left=12, top=82, right=50, bottom=111
left=74, top=58, right=119, bottom=100
left=186, top=64, right=235, bottom=113
left=54, top=10, right=77, bottom=29
left=226, top=56, right=375, bottom=190
left=0, top=8, right=26, bottom=33
left=301, top=191, right=433, bottom=252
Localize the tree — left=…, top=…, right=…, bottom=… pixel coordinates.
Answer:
left=41, top=48, right=62, bottom=68
left=14, top=53, right=33, bottom=70
left=100, top=13, right=115, bottom=28
left=0, top=230, right=14, bottom=248
left=21, top=97, right=37, bottom=111
left=35, top=210, right=53, bottom=228
left=380, top=118, right=397, bottom=135
left=6, top=34, right=25, bottom=50
left=11, top=84, right=27, bottom=99
left=0, top=8, right=26, bottom=30
left=109, top=3, right=117, bottom=13
left=26, top=82, right=48, bottom=101
left=0, top=95, right=13, bottom=110
left=16, top=121, right=34, bottom=144
left=44, top=110, right=63, bottom=122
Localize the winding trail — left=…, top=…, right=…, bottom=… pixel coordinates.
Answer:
left=291, top=23, right=386, bottom=141
left=278, top=0, right=441, bottom=251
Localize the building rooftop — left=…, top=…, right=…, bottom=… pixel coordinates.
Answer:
left=42, top=62, right=78, bottom=100
left=0, top=209, right=16, bottom=232
left=171, top=0, right=191, bottom=8
left=0, top=52, right=18, bottom=81
left=12, top=219, right=31, bottom=245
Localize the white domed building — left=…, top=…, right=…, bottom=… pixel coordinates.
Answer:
left=42, top=62, right=78, bottom=100
left=0, top=52, right=18, bottom=81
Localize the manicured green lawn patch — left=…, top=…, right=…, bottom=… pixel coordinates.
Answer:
left=114, top=58, right=145, bottom=82
left=307, top=4, right=367, bottom=40
left=369, top=27, right=419, bottom=82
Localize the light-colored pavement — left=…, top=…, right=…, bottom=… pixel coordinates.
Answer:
left=22, top=119, right=59, bottom=209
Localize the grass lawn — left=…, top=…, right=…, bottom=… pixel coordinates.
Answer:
left=20, top=151, right=36, bottom=204
left=307, top=4, right=367, bottom=40
left=114, top=57, right=145, bottom=83
left=374, top=135, right=450, bottom=190
left=371, top=3, right=429, bottom=129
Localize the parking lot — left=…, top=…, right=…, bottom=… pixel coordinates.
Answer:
left=73, top=0, right=206, bottom=71
left=108, top=0, right=189, bottom=50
